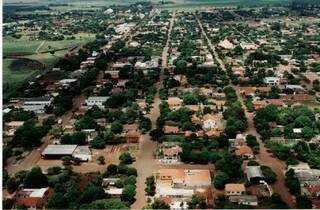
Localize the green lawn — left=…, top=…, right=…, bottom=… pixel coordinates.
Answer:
left=3, top=36, right=43, bottom=56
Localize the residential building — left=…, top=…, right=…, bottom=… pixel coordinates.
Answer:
left=225, top=183, right=246, bottom=196
left=85, top=96, right=109, bottom=109
left=229, top=195, right=258, bottom=206
left=202, top=114, right=217, bottom=131
left=245, top=166, right=264, bottom=183
left=235, top=145, right=254, bottom=159
left=22, top=96, right=53, bottom=114
left=15, top=187, right=53, bottom=209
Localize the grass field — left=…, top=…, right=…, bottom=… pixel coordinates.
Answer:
left=3, top=32, right=95, bottom=99
left=4, top=0, right=293, bottom=9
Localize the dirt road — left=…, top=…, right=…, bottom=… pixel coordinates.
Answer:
left=162, top=11, right=176, bottom=69
left=131, top=11, right=177, bottom=209
left=195, top=14, right=226, bottom=71
left=235, top=89, right=295, bottom=208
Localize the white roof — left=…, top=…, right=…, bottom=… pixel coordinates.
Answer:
left=86, top=96, right=109, bottom=101
left=293, top=128, right=302, bottom=133
left=42, top=144, right=77, bottom=156
left=3, top=108, right=12, bottom=114
left=105, top=188, right=123, bottom=195
left=73, top=146, right=91, bottom=156
left=23, top=188, right=49, bottom=198
left=59, top=79, right=77, bottom=84
left=158, top=187, right=194, bottom=197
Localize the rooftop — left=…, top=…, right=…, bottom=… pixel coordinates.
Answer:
left=42, top=144, right=77, bottom=156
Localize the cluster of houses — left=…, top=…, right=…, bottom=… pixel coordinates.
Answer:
left=288, top=163, right=320, bottom=199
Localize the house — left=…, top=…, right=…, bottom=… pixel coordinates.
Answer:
left=22, top=96, right=53, bottom=113
left=72, top=146, right=92, bottom=161
left=41, top=144, right=77, bottom=159
left=287, top=163, right=311, bottom=173
left=235, top=145, right=254, bottom=159
left=15, top=187, right=53, bottom=209
left=167, top=97, right=183, bottom=110
left=159, top=142, right=182, bottom=164
left=123, top=123, right=139, bottom=132
left=81, top=129, right=98, bottom=142
left=202, top=114, right=217, bottom=131
left=5, top=121, right=24, bottom=137
left=102, top=178, right=123, bottom=197
left=58, top=79, right=78, bottom=88
left=229, top=195, right=258, bottom=206
left=225, top=183, right=246, bottom=196
left=125, top=130, right=140, bottom=143
left=164, top=125, right=180, bottom=134
left=245, top=166, right=264, bottom=183
left=85, top=96, right=109, bottom=109
left=105, top=70, right=119, bottom=79
left=264, top=77, right=280, bottom=86
left=218, top=39, right=234, bottom=50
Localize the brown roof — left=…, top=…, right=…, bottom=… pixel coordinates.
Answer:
left=202, top=114, right=214, bottom=121
left=164, top=125, right=179, bottom=134
left=292, top=94, right=315, bottom=102
left=123, top=123, right=139, bottom=131
left=235, top=145, right=253, bottom=156
left=225, top=183, right=246, bottom=192
left=126, top=130, right=140, bottom=138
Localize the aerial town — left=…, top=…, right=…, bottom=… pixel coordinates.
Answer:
left=2, top=0, right=320, bottom=209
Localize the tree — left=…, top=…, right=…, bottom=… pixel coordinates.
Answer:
left=121, top=185, right=136, bottom=204
left=46, top=192, right=68, bottom=209
left=285, top=169, right=301, bottom=195
left=187, top=195, right=208, bottom=209
left=139, top=117, right=152, bottom=132
left=151, top=199, right=170, bottom=209
left=119, top=152, right=134, bottom=164
left=296, top=195, right=312, bottom=209
left=123, top=175, right=137, bottom=186
left=75, top=116, right=97, bottom=130
left=145, top=176, right=155, bottom=196
left=12, top=124, right=44, bottom=149
left=261, top=165, right=277, bottom=184
left=213, top=172, right=230, bottom=189
left=97, top=156, right=105, bottom=165
left=175, top=59, right=187, bottom=74
left=79, top=184, right=105, bottom=204
left=6, top=177, right=18, bottom=193
left=90, top=137, right=105, bottom=149
left=23, top=167, right=48, bottom=188
left=83, top=198, right=128, bottom=209
left=111, top=120, right=123, bottom=134
left=106, top=164, right=118, bottom=175
left=61, top=156, right=73, bottom=166
left=246, top=135, right=259, bottom=148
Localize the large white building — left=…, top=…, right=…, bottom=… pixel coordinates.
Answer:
left=22, top=96, right=53, bottom=114
left=85, top=96, right=109, bottom=109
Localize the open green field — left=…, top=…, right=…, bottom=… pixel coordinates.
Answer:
left=3, top=58, right=40, bottom=98
left=3, top=36, right=43, bottom=56
left=4, top=0, right=293, bottom=9
left=3, top=32, right=95, bottom=99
